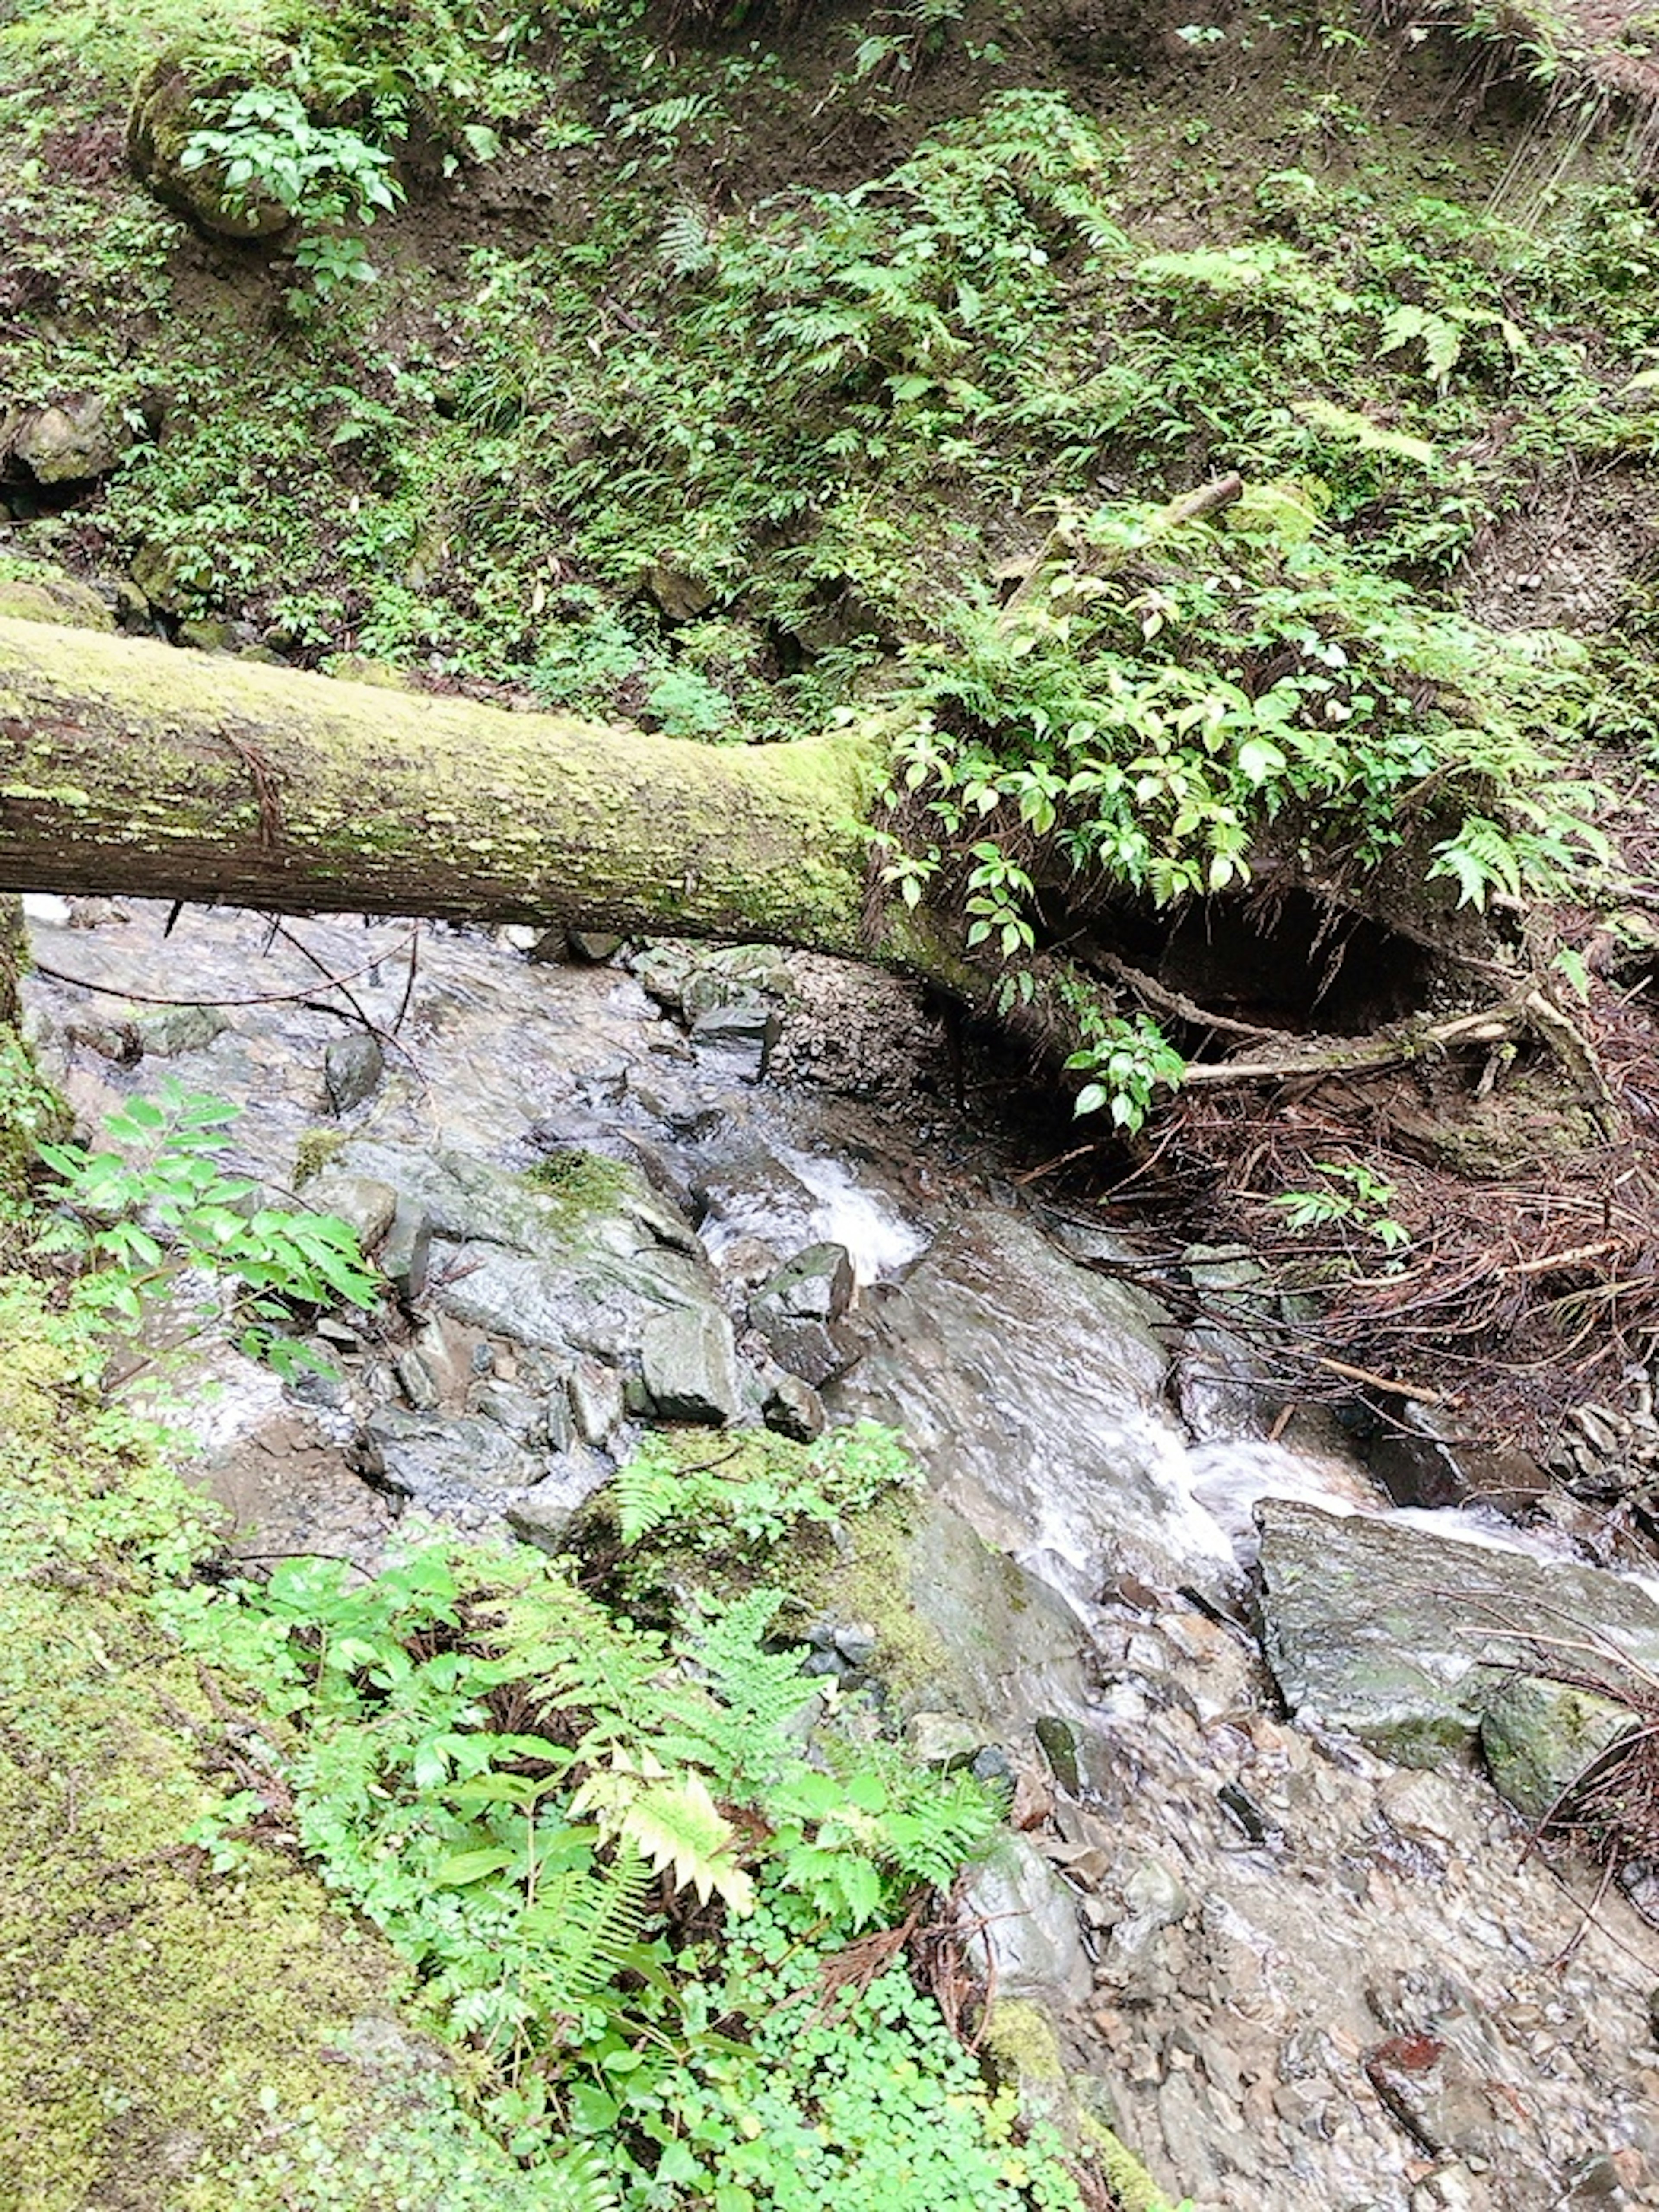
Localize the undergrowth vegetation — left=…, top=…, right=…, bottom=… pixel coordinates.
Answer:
left=164, top=1537, right=1081, bottom=2209
left=0, top=1080, right=1108, bottom=2206
left=3, top=0, right=1659, bottom=1119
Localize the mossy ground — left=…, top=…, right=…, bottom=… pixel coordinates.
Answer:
left=0, top=1274, right=567, bottom=2210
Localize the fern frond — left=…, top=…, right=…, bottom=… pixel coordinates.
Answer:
left=519, top=1848, right=655, bottom=2007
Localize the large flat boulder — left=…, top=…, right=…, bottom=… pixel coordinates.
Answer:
left=1255, top=1499, right=1659, bottom=1787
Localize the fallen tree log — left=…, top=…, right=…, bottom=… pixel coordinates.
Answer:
left=0, top=616, right=879, bottom=950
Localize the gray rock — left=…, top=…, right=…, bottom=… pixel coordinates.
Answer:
left=356, top=1409, right=542, bottom=1503
left=325, top=1034, right=385, bottom=1114
left=757, top=1242, right=855, bottom=1323
left=1255, top=1499, right=1659, bottom=1771
left=305, top=1174, right=399, bottom=1255
left=1366, top=1410, right=1550, bottom=1515
left=133, top=1002, right=228, bottom=1058
left=469, top=1381, right=543, bottom=1440
left=395, top=1351, right=442, bottom=1413
left=1479, top=1675, right=1637, bottom=1820
left=641, top=1307, right=740, bottom=1424
left=379, top=1197, right=432, bottom=1303
left=750, top=1246, right=857, bottom=1388
left=963, top=1832, right=1090, bottom=2006
left=832, top=1621, right=880, bottom=1666
left=763, top=1370, right=825, bottom=1442
left=327, top=1141, right=715, bottom=1360
left=506, top=1449, right=616, bottom=1551
left=569, top=1357, right=624, bottom=1447
left=690, top=998, right=781, bottom=1079
left=568, top=929, right=624, bottom=963
left=903, top=1711, right=986, bottom=1768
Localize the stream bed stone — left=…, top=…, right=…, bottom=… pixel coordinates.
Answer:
left=1255, top=1497, right=1659, bottom=1780
left=21, top=899, right=1659, bottom=2212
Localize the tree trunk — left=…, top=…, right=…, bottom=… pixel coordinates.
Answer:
left=0, top=616, right=878, bottom=952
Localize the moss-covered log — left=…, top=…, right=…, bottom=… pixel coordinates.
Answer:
left=0, top=617, right=879, bottom=951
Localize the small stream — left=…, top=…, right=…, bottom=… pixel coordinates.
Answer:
left=21, top=896, right=1659, bottom=2212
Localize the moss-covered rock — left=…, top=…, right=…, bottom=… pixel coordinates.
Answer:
left=0, top=568, right=114, bottom=632
left=0, top=1279, right=562, bottom=2209
left=127, top=58, right=290, bottom=240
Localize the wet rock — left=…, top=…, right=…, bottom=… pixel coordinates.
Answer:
left=750, top=1242, right=856, bottom=1387
left=1478, top=1675, right=1637, bottom=1820
left=328, top=1142, right=717, bottom=1361
left=690, top=998, right=782, bottom=1080
left=633, top=942, right=792, bottom=1020
left=964, top=1831, right=1091, bottom=2006
left=1255, top=1499, right=1659, bottom=1772
left=1366, top=1409, right=1549, bottom=1515
left=641, top=1307, right=740, bottom=1424
left=568, top=929, right=623, bottom=963
left=569, top=1356, right=624, bottom=1447
left=624, top=1071, right=727, bottom=1140
left=133, top=1003, right=229, bottom=1058
left=526, top=923, right=569, bottom=963
left=305, top=1174, right=399, bottom=1255
left=378, top=1196, right=431, bottom=1304
left=762, top=1369, right=825, bottom=1441
left=506, top=1449, right=616, bottom=1550
left=325, top=1034, right=385, bottom=1114
left=760, top=1241, right=854, bottom=1322
left=356, top=1409, right=542, bottom=1503
left=1365, top=2029, right=1538, bottom=2169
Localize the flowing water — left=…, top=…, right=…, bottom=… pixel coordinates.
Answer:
left=20, top=896, right=1659, bottom=2212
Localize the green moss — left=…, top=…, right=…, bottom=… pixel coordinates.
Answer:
left=293, top=1126, right=348, bottom=1187
left=1074, top=2111, right=1181, bottom=2212
left=982, top=1998, right=1068, bottom=2086
left=791, top=1494, right=949, bottom=1704
left=522, top=1147, right=632, bottom=1215
left=0, top=577, right=114, bottom=632
left=0, top=1278, right=550, bottom=2208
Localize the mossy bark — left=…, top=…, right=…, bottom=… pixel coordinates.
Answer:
left=0, top=616, right=880, bottom=953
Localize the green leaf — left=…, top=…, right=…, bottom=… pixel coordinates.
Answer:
left=432, top=1845, right=515, bottom=1886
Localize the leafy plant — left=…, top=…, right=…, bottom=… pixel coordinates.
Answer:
left=161, top=1536, right=1066, bottom=2207
left=611, top=1420, right=923, bottom=1553
left=1064, top=1011, right=1187, bottom=1134
left=1272, top=1160, right=1410, bottom=1250
left=33, top=1081, right=377, bottom=1373
left=183, top=82, right=404, bottom=298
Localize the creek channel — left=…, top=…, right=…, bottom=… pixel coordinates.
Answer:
left=19, top=897, right=1659, bottom=2212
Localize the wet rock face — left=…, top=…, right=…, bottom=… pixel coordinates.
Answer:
left=1254, top=1497, right=1659, bottom=1778
left=640, top=1306, right=740, bottom=1424
left=748, top=1240, right=856, bottom=1386
left=325, top=1035, right=386, bottom=1115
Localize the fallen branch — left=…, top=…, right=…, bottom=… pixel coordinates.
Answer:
left=998, top=473, right=1244, bottom=626
left=1311, top=1354, right=1462, bottom=1408
left=1097, top=949, right=1288, bottom=1042
left=1179, top=1003, right=1520, bottom=1087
